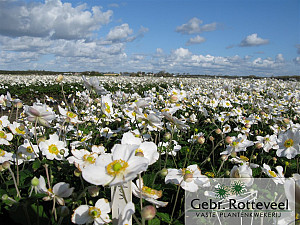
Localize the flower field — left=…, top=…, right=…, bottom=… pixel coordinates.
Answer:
left=0, top=75, right=299, bottom=225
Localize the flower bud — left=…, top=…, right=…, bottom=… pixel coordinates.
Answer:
left=255, top=143, right=263, bottom=149
left=56, top=74, right=64, bottom=83
left=207, top=157, right=211, bottom=162
left=163, top=132, right=171, bottom=141
left=170, top=95, right=178, bottom=103
left=0, top=165, right=3, bottom=172
left=16, top=102, right=23, bottom=109
left=209, top=136, right=214, bottom=142
left=194, top=128, right=198, bottom=133
left=230, top=151, right=237, bottom=158
left=88, top=186, right=100, bottom=197
left=283, top=118, right=290, bottom=124
left=1, top=194, right=8, bottom=201
left=2, top=161, right=10, bottom=169
left=225, top=170, right=230, bottom=176
left=225, top=136, right=233, bottom=144
left=160, top=168, right=168, bottom=177
left=31, top=177, right=39, bottom=186
left=197, top=136, right=205, bottom=144
left=245, top=123, right=251, bottom=128
left=215, top=128, right=222, bottom=134
left=141, top=205, right=157, bottom=220
left=221, top=155, right=228, bottom=161
left=74, top=169, right=81, bottom=177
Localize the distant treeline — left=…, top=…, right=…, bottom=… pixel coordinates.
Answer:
left=0, top=70, right=299, bottom=80
left=0, top=70, right=64, bottom=75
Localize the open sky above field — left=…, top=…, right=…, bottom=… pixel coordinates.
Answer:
left=0, top=0, right=299, bottom=76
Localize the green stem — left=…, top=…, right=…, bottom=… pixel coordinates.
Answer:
left=170, top=181, right=182, bottom=224
left=8, top=166, right=21, bottom=198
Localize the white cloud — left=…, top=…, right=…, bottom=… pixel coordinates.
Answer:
left=239, top=33, right=269, bottom=47
left=186, top=35, right=206, bottom=46
left=175, top=17, right=217, bottom=34
left=106, top=23, right=133, bottom=41
left=275, top=53, right=284, bottom=63
left=0, top=0, right=113, bottom=39
left=173, top=48, right=192, bottom=59
left=156, top=48, right=163, bottom=54
left=293, top=57, right=300, bottom=65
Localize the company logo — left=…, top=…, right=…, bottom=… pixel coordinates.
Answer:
left=214, top=180, right=246, bottom=199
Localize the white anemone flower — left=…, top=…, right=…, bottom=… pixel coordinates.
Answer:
left=0, top=129, right=13, bottom=145
left=276, top=129, right=300, bottom=159
left=68, top=146, right=105, bottom=171
left=132, top=178, right=168, bottom=207
left=0, top=148, right=13, bottom=163
left=71, top=198, right=111, bottom=225
left=255, top=134, right=279, bottom=153
left=82, top=144, right=149, bottom=186
left=15, top=139, right=39, bottom=164
left=230, top=164, right=253, bottom=186
left=262, top=163, right=285, bottom=185
left=39, top=133, right=69, bottom=160
left=58, top=106, right=81, bottom=124
left=0, top=115, right=10, bottom=128
left=9, top=122, right=27, bottom=137
left=25, top=103, right=55, bottom=127
left=165, top=164, right=210, bottom=192
left=221, top=134, right=254, bottom=155
left=82, top=75, right=108, bottom=95
left=121, top=132, right=159, bottom=165
left=37, top=176, right=74, bottom=205
left=101, top=95, right=113, bottom=117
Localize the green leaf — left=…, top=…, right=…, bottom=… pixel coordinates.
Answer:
left=32, top=160, right=41, bottom=171
left=157, top=212, right=171, bottom=223
left=148, top=217, right=160, bottom=225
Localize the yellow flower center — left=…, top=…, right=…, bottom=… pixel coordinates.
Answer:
left=0, top=149, right=5, bottom=157
left=104, top=102, right=111, bottom=113
left=0, top=131, right=7, bottom=139
left=0, top=121, right=2, bottom=125
left=88, top=207, right=101, bottom=218
left=106, top=159, right=128, bottom=176
left=232, top=141, right=238, bottom=146
left=80, top=137, right=87, bottom=142
left=284, top=139, right=294, bottom=148
left=48, top=144, right=59, bottom=155
left=268, top=170, right=277, bottom=178
left=26, top=146, right=34, bottom=153
left=239, top=155, right=249, bottom=162
left=205, top=172, right=215, bottom=178
left=66, top=111, right=77, bottom=119
left=265, top=137, right=270, bottom=142
left=142, top=186, right=162, bottom=198
left=16, top=127, right=25, bottom=134
left=83, top=154, right=96, bottom=164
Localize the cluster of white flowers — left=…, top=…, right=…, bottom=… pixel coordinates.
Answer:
left=0, top=74, right=299, bottom=224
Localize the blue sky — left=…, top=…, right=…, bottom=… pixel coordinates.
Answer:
left=0, top=0, right=299, bottom=76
